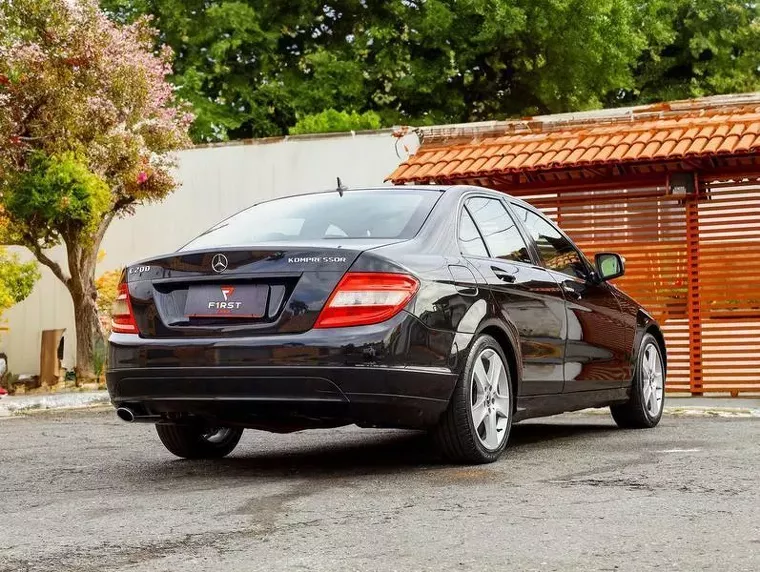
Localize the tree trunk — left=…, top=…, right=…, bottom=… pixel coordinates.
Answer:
left=65, top=241, right=104, bottom=383
left=70, top=288, right=102, bottom=381
left=27, top=211, right=118, bottom=381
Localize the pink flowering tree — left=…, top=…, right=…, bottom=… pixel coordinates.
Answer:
left=0, top=0, right=192, bottom=378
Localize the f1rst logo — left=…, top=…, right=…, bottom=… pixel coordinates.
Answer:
left=208, top=286, right=242, bottom=311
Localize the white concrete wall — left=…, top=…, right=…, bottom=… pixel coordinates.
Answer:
left=1, top=130, right=404, bottom=374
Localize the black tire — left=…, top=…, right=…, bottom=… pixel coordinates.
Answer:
left=611, top=333, right=665, bottom=429
left=433, top=335, right=514, bottom=464
left=155, top=423, right=243, bottom=459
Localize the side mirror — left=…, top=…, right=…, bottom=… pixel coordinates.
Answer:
left=595, top=252, right=625, bottom=282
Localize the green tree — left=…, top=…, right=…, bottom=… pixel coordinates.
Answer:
left=290, top=109, right=382, bottom=135
left=0, top=249, right=39, bottom=319
left=101, top=0, right=654, bottom=142
left=628, top=0, right=760, bottom=104
left=0, top=0, right=191, bottom=378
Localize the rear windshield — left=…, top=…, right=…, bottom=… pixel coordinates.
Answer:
left=182, top=189, right=441, bottom=250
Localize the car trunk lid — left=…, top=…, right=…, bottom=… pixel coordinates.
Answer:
left=125, top=242, right=401, bottom=338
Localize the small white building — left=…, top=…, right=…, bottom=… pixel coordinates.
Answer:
left=2, top=129, right=410, bottom=375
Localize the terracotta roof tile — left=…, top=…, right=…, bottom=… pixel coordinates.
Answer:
left=623, top=142, right=645, bottom=160
left=439, top=160, right=462, bottom=176
left=735, top=133, right=756, bottom=152
left=533, top=150, right=558, bottom=168
left=686, top=137, right=708, bottom=154
left=595, top=145, right=615, bottom=162
left=494, top=155, right=516, bottom=171
left=468, top=147, right=488, bottom=160
left=578, top=146, right=598, bottom=163
left=551, top=148, right=573, bottom=165
left=387, top=164, right=409, bottom=181
left=714, top=124, right=730, bottom=137
left=388, top=99, right=760, bottom=183
left=451, top=159, right=474, bottom=176
left=440, top=149, right=460, bottom=162
left=510, top=153, right=532, bottom=169
left=426, top=161, right=447, bottom=177
left=671, top=138, right=692, bottom=155
left=653, top=140, right=676, bottom=158
left=482, top=156, right=502, bottom=171
left=470, top=157, right=489, bottom=172
left=609, top=144, right=630, bottom=161
left=718, top=135, right=740, bottom=153
left=696, top=126, right=715, bottom=139
left=640, top=141, right=661, bottom=159
left=402, top=164, right=422, bottom=179
left=522, top=152, right=545, bottom=168
left=481, top=146, right=500, bottom=158
left=566, top=147, right=587, bottom=164
left=703, top=137, right=722, bottom=153
left=414, top=162, right=435, bottom=179
left=622, top=132, right=639, bottom=145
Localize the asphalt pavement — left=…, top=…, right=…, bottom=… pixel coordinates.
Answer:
left=1, top=409, right=758, bottom=572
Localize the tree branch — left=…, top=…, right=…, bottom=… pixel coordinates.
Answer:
left=94, top=209, right=117, bottom=247
left=29, top=241, right=70, bottom=286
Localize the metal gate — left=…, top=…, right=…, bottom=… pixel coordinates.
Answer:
left=511, top=177, right=760, bottom=395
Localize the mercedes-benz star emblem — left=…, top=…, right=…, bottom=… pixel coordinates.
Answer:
left=211, top=253, right=228, bottom=273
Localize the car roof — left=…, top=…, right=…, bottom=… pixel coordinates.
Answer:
left=384, top=183, right=535, bottom=209
left=330, top=184, right=539, bottom=212
left=234, top=184, right=534, bottom=214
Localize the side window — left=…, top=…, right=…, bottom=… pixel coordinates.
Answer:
left=512, top=204, right=588, bottom=280
left=466, top=198, right=532, bottom=263
left=458, top=209, right=488, bottom=257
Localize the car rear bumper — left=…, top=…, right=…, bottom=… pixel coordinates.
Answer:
left=106, top=312, right=460, bottom=429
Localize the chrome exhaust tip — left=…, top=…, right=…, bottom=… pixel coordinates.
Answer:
left=116, top=407, right=135, bottom=423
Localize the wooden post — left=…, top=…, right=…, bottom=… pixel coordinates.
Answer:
left=685, top=174, right=703, bottom=395
left=40, top=329, right=66, bottom=387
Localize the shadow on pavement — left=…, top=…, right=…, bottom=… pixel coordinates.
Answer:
left=120, top=420, right=619, bottom=483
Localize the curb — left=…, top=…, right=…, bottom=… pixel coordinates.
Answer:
left=571, top=406, right=760, bottom=418
left=1, top=393, right=759, bottom=419
left=0, top=391, right=110, bottom=417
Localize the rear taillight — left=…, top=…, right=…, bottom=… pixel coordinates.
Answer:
left=314, top=272, right=419, bottom=329
left=111, top=281, right=138, bottom=334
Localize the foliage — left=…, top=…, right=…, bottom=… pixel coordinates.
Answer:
left=100, top=0, right=659, bottom=141
left=6, top=153, right=111, bottom=246
left=0, top=249, right=39, bottom=317
left=290, top=109, right=382, bottom=135
left=100, top=0, right=760, bottom=141
left=95, top=269, right=122, bottom=319
left=614, top=0, right=760, bottom=105
left=92, top=336, right=107, bottom=380
left=0, top=371, right=20, bottom=394
left=0, top=0, right=191, bottom=375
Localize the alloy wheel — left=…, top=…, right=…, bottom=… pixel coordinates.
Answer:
left=642, top=343, right=664, bottom=417
left=470, top=348, right=510, bottom=450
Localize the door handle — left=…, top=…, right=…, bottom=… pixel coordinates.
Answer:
left=562, top=283, right=582, bottom=299
left=491, top=266, right=517, bottom=283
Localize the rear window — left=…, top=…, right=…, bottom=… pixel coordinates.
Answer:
left=182, top=189, right=441, bottom=250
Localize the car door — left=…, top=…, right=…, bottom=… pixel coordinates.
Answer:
left=459, top=196, right=567, bottom=395
left=509, top=203, right=634, bottom=392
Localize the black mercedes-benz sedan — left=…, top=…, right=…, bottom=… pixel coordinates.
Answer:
left=107, top=185, right=666, bottom=464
